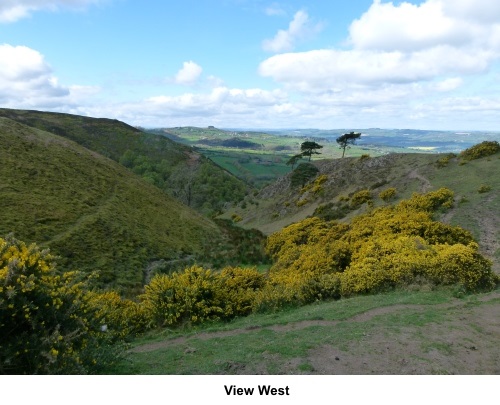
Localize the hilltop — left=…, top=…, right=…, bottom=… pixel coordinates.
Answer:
left=0, top=117, right=255, bottom=295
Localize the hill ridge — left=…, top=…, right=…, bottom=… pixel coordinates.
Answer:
left=0, top=117, right=225, bottom=294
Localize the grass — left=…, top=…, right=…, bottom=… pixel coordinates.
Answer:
left=429, top=155, right=500, bottom=239
left=106, top=287, right=466, bottom=374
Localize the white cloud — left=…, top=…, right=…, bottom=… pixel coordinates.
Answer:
left=264, top=4, right=286, bottom=16
left=174, top=61, right=203, bottom=86
left=433, top=77, right=463, bottom=92
left=349, top=0, right=464, bottom=51
left=259, top=47, right=490, bottom=91
left=146, top=86, right=287, bottom=113
left=0, top=0, right=103, bottom=23
left=80, top=86, right=290, bottom=128
left=0, top=44, right=100, bottom=109
left=259, top=0, right=500, bottom=99
left=252, top=0, right=500, bottom=129
left=262, top=10, right=323, bottom=53
left=0, top=44, right=68, bottom=102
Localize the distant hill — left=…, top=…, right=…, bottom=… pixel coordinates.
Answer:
left=0, top=117, right=237, bottom=295
left=0, top=109, right=248, bottom=215
left=226, top=151, right=500, bottom=272
left=266, top=128, right=500, bottom=154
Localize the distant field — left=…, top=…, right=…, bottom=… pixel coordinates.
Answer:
left=148, top=127, right=415, bottom=187
left=148, top=127, right=500, bottom=188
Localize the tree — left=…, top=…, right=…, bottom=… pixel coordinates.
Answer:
left=286, top=154, right=303, bottom=171
left=291, top=163, right=319, bottom=187
left=300, top=141, right=323, bottom=161
left=336, top=132, right=361, bottom=158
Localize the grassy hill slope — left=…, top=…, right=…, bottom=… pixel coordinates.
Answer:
left=0, top=117, right=227, bottom=294
left=0, top=109, right=248, bottom=215
left=227, top=152, right=500, bottom=271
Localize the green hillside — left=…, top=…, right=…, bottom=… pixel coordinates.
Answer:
left=0, top=109, right=248, bottom=215
left=226, top=151, right=500, bottom=272
left=0, top=117, right=231, bottom=294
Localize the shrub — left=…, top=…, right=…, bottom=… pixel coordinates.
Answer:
left=300, top=273, right=341, bottom=301
left=140, top=265, right=223, bottom=327
left=350, top=189, right=372, bottom=208
left=477, top=184, right=491, bottom=193
left=252, top=283, right=300, bottom=313
left=217, top=267, right=265, bottom=318
left=0, top=236, right=123, bottom=374
left=231, top=213, right=243, bottom=222
left=427, top=243, right=497, bottom=291
left=265, top=188, right=497, bottom=299
left=460, top=141, right=500, bottom=161
left=86, top=291, right=148, bottom=338
left=396, top=187, right=454, bottom=212
left=436, top=153, right=456, bottom=168
left=379, top=187, right=397, bottom=202
left=302, top=174, right=328, bottom=195
left=296, top=198, right=309, bottom=207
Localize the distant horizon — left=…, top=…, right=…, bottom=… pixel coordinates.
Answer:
left=154, top=125, right=500, bottom=134
left=2, top=106, right=499, bottom=134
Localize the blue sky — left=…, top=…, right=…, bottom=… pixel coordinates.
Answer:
left=1, top=0, right=500, bottom=130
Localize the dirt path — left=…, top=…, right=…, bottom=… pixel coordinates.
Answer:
left=129, top=290, right=500, bottom=374
left=408, top=169, right=432, bottom=193
left=476, top=194, right=500, bottom=273
left=307, top=294, right=500, bottom=374
left=130, top=291, right=499, bottom=355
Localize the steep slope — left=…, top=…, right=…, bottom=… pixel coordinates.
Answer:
left=0, top=117, right=226, bottom=294
left=0, top=108, right=248, bottom=215
left=227, top=152, right=500, bottom=271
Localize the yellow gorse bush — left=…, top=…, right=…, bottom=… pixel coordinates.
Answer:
left=264, top=188, right=497, bottom=302
left=459, top=140, right=500, bottom=161
left=217, top=266, right=266, bottom=318
left=350, top=189, right=372, bottom=208
left=140, top=265, right=266, bottom=327
left=141, top=265, right=223, bottom=327
left=379, top=187, right=397, bottom=202
left=0, top=236, right=139, bottom=374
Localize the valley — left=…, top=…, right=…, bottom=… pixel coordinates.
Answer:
left=1, top=108, right=499, bottom=375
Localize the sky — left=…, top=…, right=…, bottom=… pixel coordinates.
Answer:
left=1, top=0, right=500, bottom=130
